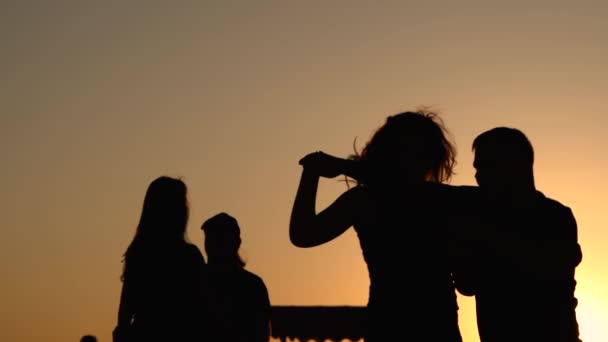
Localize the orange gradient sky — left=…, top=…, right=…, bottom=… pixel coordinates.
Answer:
left=2, top=2, right=607, bottom=341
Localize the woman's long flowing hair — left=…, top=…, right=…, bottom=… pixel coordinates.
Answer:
left=349, top=108, right=456, bottom=188
left=121, top=176, right=189, bottom=280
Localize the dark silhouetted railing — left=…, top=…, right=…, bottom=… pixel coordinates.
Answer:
left=271, top=306, right=366, bottom=342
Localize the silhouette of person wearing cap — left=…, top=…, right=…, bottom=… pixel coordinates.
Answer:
left=201, top=212, right=271, bottom=342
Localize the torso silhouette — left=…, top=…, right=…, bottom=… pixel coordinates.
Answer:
left=352, top=182, right=471, bottom=341
left=473, top=190, right=582, bottom=342
left=121, top=242, right=209, bottom=340
left=206, top=264, right=271, bottom=342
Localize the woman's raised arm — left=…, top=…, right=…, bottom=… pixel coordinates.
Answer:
left=289, top=152, right=363, bottom=248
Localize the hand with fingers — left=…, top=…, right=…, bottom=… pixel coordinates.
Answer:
left=299, top=151, right=357, bottom=179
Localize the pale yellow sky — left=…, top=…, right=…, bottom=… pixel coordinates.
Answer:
left=1, top=1, right=607, bottom=341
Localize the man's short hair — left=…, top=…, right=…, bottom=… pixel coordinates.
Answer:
left=472, top=127, right=534, bottom=166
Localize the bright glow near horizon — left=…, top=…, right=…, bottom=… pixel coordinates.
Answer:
left=1, top=2, right=607, bottom=341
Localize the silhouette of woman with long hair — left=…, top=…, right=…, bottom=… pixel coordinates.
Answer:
left=201, top=212, right=271, bottom=342
left=290, top=110, right=465, bottom=341
left=114, top=176, right=209, bottom=341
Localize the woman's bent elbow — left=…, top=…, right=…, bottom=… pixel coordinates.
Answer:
left=289, top=228, right=316, bottom=248
left=289, top=233, right=311, bottom=248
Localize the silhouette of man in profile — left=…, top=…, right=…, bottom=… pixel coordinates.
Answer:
left=468, top=127, right=583, bottom=341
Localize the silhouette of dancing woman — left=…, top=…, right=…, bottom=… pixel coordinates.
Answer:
left=290, top=110, right=465, bottom=341
left=460, top=127, right=583, bottom=341
left=201, top=212, right=271, bottom=342
left=114, top=176, right=210, bottom=341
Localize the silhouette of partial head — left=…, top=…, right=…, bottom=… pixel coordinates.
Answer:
left=472, top=127, right=535, bottom=193
left=80, top=335, right=97, bottom=342
left=137, top=176, right=189, bottom=240
left=353, top=109, right=456, bottom=186
left=201, top=212, right=245, bottom=267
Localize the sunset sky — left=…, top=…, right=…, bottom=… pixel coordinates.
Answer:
left=2, top=1, right=607, bottom=341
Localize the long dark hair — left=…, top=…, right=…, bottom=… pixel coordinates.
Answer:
left=121, top=176, right=190, bottom=280
left=349, top=108, right=456, bottom=187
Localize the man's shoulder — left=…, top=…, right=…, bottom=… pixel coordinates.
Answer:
left=451, top=184, right=481, bottom=197
left=240, top=269, right=267, bottom=287
left=536, top=191, right=574, bottom=215
left=239, top=269, right=270, bottom=303
left=443, top=184, right=483, bottom=206
left=535, top=191, right=579, bottom=241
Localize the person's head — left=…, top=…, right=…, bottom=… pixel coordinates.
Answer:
left=122, top=176, right=190, bottom=279
left=201, top=212, right=245, bottom=268
left=352, top=109, right=456, bottom=186
left=136, top=176, right=189, bottom=239
left=472, top=127, right=535, bottom=193
left=80, top=335, right=97, bottom=342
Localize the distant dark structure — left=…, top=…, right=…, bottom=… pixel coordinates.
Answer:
left=270, top=306, right=365, bottom=342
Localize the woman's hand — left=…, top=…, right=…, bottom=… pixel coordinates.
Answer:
left=299, top=151, right=348, bottom=178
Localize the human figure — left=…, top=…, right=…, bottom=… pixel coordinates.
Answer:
left=113, top=176, right=210, bottom=341
left=463, top=127, right=583, bottom=341
left=201, top=212, right=271, bottom=342
left=80, top=335, right=97, bottom=342
left=290, top=110, right=467, bottom=341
